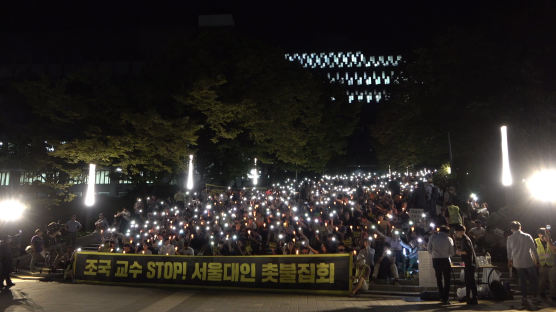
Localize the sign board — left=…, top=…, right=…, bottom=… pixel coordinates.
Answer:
left=408, top=209, right=427, bottom=227
left=73, top=252, right=352, bottom=295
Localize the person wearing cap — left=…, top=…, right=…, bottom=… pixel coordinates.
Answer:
left=454, top=224, right=478, bottom=305
left=428, top=225, right=455, bottom=304
left=507, top=221, right=540, bottom=308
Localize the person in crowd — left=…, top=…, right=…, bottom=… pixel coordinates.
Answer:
left=123, top=244, right=134, bottom=254
left=30, top=229, right=44, bottom=272
left=158, top=238, right=176, bottom=255
left=174, top=190, right=186, bottom=209
left=359, top=238, right=376, bottom=270
left=181, top=241, right=194, bottom=256
left=133, top=198, right=144, bottom=216
left=542, top=229, right=556, bottom=302
left=507, top=221, right=540, bottom=308
left=65, top=214, right=82, bottom=248
left=351, top=256, right=371, bottom=296
left=371, top=230, right=406, bottom=285
left=454, top=224, right=478, bottom=305
left=0, top=235, right=15, bottom=288
left=140, top=244, right=153, bottom=255
left=95, top=213, right=109, bottom=233
left=535, top=227, right=556, bottom=300
left=428, top=225, right=454, bottom=304
left=59, top=246, right=75, bottom=280
left=114, top=208, right=131, bottom=233
left=445, top=202, right=462, bottom=230
left=406, top=235, right=425, bottom=278
left=468, top=221, right=486, bottom=241
left=409, top=181, right=427, bottom=211
left=98, top=241, right=111, bottom=253
left=45, top=221, right=63, bottom=269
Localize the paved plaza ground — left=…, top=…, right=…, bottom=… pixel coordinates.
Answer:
left=1, top=277, right=555, bottom=312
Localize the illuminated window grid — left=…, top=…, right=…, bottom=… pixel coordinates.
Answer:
left=0, top=171, right=9, bottom=186
left=284, top=51, right=402, bottom=103
left=95, top=170, right=111, bottom=185
left=19, top=172, right=46, bottom=184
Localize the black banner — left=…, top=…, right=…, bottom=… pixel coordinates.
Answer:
left=74, top=252, right=352, bottom=294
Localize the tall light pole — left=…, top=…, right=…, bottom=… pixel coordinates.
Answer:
left=448, top=132, right=453, bottom=173
left=248, top=158, right=260, bottom=186
left=186, top=154, right=194, bottom=191
left=84, top=163, right=96, bottom=207
left=500, top=126, right=513, bottom=186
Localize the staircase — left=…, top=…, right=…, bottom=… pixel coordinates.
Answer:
left=81, top=243, right=100, bottom=251
left=362, top=279, right=431, bottom=296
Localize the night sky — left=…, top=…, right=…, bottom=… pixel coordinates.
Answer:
left=0, top=1, right=521, bottom=59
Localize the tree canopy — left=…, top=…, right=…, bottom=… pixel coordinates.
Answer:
left=0, top=29, right=361, bottom=203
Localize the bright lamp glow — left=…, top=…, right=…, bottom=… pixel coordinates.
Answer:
left=0, top=199, right=26, bottom=221
left=84, top=163, right=96, bottom=207
left=500, top=126, right=513, bottom=186
left=248, top=158, right=260, bottom=186
left=186, top=154, right=194, bottom=190
left=527, top=169, right=556, bottom=202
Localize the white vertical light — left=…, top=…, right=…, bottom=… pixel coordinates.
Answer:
left=186, top=154, right=194, bottom=190
left=249, top=158, right=259, bottom=186
left=500, top=126, right=513, bottom=186
left=84, top=163, right=96, bottom=206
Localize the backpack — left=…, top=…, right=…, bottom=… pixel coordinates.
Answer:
left=488, top=269, right=513, bottom=300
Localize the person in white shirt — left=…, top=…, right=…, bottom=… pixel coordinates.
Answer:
left=181, top=241, right=194, bottom=256
left=428, top=226, right=455, bottom=304
left=158, top=239, right=176, bottom=255
left=507, top=221, right=540, bottom=308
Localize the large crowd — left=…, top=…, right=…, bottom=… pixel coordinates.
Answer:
left=7, top=169, right=556, bottom=308
left=81, top=170, right=490, bottom=284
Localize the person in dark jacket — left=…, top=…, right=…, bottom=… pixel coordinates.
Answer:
left=0, top=235, right=15, bottom=288
left=454, top=224, right=478, bottom=305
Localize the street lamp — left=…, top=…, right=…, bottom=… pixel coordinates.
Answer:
left=526, top=169, right=556, bottom=203
left=500, top=125, right=513, bottom=186
left=84, top=163, right=96, bottom=207
left=0, top=199, right=26, bottom=222
left=248, top=158, right=260, bottom=186
left=186, top=154, right=194, bottom=190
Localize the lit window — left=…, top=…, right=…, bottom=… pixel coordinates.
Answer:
left=0, top=171, right=9, bottom=186
left=20, top=172, right=46, bottom=184
left=95, top=170, right=110, bottom=185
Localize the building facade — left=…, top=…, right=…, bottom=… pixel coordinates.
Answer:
left=285, top=51, right=402, bottom=104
